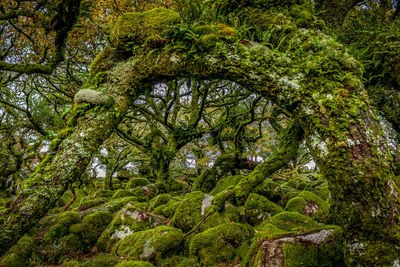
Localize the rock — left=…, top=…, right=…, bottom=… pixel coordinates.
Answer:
left=113, top=226, right=184, bottom=262
left=285, top=191, right=329, bottom=218
left=112, top=189, right=135, bottom=199
left=171, top=191, right=208, bottom=232
left=246, top=227, right=344, bottom=266
left=0, top=235, right=34, bottom=267
left=115, top=261, right=155, bottom=267
left=244, top=193, right=284, bottom=225
left=81, top=210, right=113, bottom=248
left=97, top=203, right=165, bottom=251
left=189, top=223, right=254, bottom=266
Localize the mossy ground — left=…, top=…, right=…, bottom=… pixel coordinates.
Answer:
left=0, top=168, right=346, bottom=266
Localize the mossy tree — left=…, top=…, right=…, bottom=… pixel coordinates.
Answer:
left=0, top=1, right=399, bottom=266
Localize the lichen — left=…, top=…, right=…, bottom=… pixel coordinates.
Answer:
left=74, top=89, right=114, bottom=106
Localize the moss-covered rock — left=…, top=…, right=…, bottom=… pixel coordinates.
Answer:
left=43, top=211, right=81, bottom=244
left=97, top=203, right=165, bottom=252
left=126, top=178, right=151, bottom=189
left=130, top=185, right=158, bottom=202
left=111, top=189, right=135, bottom=199
left=65, top=253, right=119, bottom=267
left=189, top=223, right=254, bottom=266
left=81, top=210, right=113, bottom=248
left=115, top=261, right=155, bottom=267
left=285, top=190, right=329, bottom=217
left=147, top=194, right=171, bottom=210
left=252, top=178, right=284, bottom=203
left=152, top=199, right=181, bottom=218
left=78, top=198, right=107, bottom=211
left=0, top=235, right=35, bottom=267
left=244, top=193, right=284, bottom=225
left=171, top=191, right=211, bottom=232
left=110, top=8, right=180, bottom=49
left=200, top=202, right=241, bottom=232
left=261, top=211, right=319, bottom=232
left=210, top=175, right=244, bottom=196
left=113, top=226, right=184, bottom=262
left=79, top=196, right=138, bottom=217
left=245, top=226, right=345, bottom=267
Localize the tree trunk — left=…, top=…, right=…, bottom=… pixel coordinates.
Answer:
left=297, top=95, right=400, bottom=264
left=0, top=97, right=129, bottom=255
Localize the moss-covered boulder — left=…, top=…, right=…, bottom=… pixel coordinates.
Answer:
left=244, top=211, right=344, bottom=266
left=110, top=8, right=180, bottom=48
left=130, top=185, right=157, bottom=202
left=152, top=198, right=181, bottom=218
left=43, top=211, right=81, bottom=244
left=81, top=210, right=113, bottom=248
left=189, top=223, right=254, bottom=266
left=115, top=261, right=155, bottom=267
left=210, top=175, right=244, bottom=196
left=246, top=226, right=344, bottom=266
left=111, top=189, right=135, bottom=199
left=113, top=226, right=184, bottom=262
left=200, top=202, right=241, bottom=231
left=252, top=178, right=284, bottom=204
left=285, top=190, right=329, bottom=218
left=171, top=191, right=212, bottom=232
left=79, top=196, right=138, bottom=217
left=244, top=193, right=284, bottom=225
left=78, top=198, right=107, bottom=211
left=0, top=235, right=35, bottom=267
left=62, top=253, right=119, bottom=266
left=97, top=203, right=166, bottom=251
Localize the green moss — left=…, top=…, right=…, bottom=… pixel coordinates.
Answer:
left=97, top=204, right=165, bottom=252
left=81, top=210, right=113, bottom=248
left=115, top=261, right=155, bottom=267
left=298, top=190, right=330, bottom=214
left=261, top=211, right=319, bottom=232
left=189, top=223, right=254, bottom=266
left=252, top=178, right=283, bottom=203
left=246, top=225, right=345, bottom=266
left=171, top=191, right=207, bottom=232
left=113, top=226, right=184, bottom=261
left=148, top=194, right=172, bottom=211
left=285, top=196, right=307, bottom=213
left=0, top=235, right=34, bottom=267
left=58, top=234, right=82, bottom=253
left=111, top=189, right=135, bottom=199
left=193, top=25, right=215, bottom=35
left=90, top=46, right=114, bottom=75
left=152, top=199, right=181, bottom=218
left=43, top=212, right=81, bottom=244
left=130, top=186, right=152, bottom=202
left=210, top=175, right=244, bottom=196
left=74, top=253, right=119, bottom=267
left=78, top=198, right=106, bottom=211
left=110, top=8, right=180, bottom=49
left=126, top=178, right=150, bottom=189
left=200, top=202, right=241, bottom=232
left=244, top=193, right=284, bottom=225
